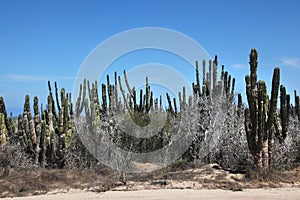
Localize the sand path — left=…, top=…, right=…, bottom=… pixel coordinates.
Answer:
left=3, top=188, right=300, bottom=200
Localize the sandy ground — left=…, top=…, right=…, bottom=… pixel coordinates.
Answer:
left=2, top=188, right=300, bottom=200
left=1, top=163, right=300, bottom=199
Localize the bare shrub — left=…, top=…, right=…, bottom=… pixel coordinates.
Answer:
left=210, top=100, right=252, bottom=171
left=187, top=96, right=252, bottom=171
left=0, top=143, right=33, bottom=177
left=64, top=130, right=99, bottom=170
left=272, top=116, right=300, bottom=170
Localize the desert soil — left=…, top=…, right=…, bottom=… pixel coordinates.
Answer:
left=1, top=163, right=300, bottom=199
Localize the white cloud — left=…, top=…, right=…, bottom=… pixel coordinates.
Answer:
left=280, top=58, right=300, bottom=69
left=2, top=74, right=75, bottom=82
left=230, top=63, right=248, bottom=69
left=5, top=74, right=44, bottom=81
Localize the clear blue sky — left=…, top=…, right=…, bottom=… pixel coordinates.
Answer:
left=1, top=0, right=300, bottom=115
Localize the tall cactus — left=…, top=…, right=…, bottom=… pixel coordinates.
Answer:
left=193, top=61, right=201, bottom=97
left=0, top=97, right=9, bottom=132
left=24, top=95, right=37, bottom=145
left=22, top=95, right=43, bottom=165
left=33, top=96, right=42, bottom=165
left=213, top=55, right=218, bottom=96
left=195, top=56, right=235, bottom=99
left=0, top=113, right=8, bottom=145
left=75, top=79, right=87, bottom=118
left=279, top=85, right=290, bottom=141
left=294, top=90, right=300, bottom=120
left=14, top=81, right=74, bottom=168
left=244, top=49, right=285, bottom=169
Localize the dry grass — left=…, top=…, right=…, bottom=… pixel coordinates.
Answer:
left=0, top=167, right=117, bottom=198
left=0, top=163, right=300, bottom=198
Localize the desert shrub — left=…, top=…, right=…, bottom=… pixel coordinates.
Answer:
left=0, top=143, right=33, bottom=174
left=185, top=96, right=252, bottom=170
left=64, top=129, right=99, bottom=170
left=272, top=116, right=300, bottom=170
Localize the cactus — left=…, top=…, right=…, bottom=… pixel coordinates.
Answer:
left=0, top=113, right=8, bottom=145
left=40, top=118, right=47, bottom=168
left=0, top=98, right=15, bottom=140
left=213, top=55, right=218, bottom=95
left=294, top=90, right=300, bottom=120
left=11, top=81, right=74, bottom=168
left=101, top=83, right=108, bottom=113
left=166, top=93, right=176, bottom=116
left=193, top=61, right=201, bottom=97
left=279, top=85, right=290, bottom=141
left=17, top=114, right=26, bottom=147
left=195, top=56, right=235, bottom=99
left=75, top=79, right=87, bottom=118
left=237, top=93, right=243, bottom=116
left=24, top=95, right=37, bottom=145
left=33, top=96, right=42, bottom=165
left=244, top=49, right=284, bottom=169
left=7, top=112, right=16, bottom=139
left=0, top=97, right=9, bottom=132
left=21, top=95, right=43, bottom=165
left=48, top=81, right=58, bottom=121
left=120, top=71, right=159, bottom=114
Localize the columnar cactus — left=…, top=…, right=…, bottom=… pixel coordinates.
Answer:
left=213, top=55, right=218, bottom=95
left=294, top=90, right=300, bottom=120
left=194, top=56, right=235, bottom=99
left=166, top=93, right=175, bottom=116
left=193, top=61, right=201, bottom=97
left=244, top=48, right=285, bottom=169
left=0, top=97, right=9, bottom=132
left=24, top=95, right=37, bottom=145
left=33, top=96, right=42, bottom=165
left=279, top=85, right=290, bottom=141
left=10, top=81, right=74, bottom=168
left=0, top=113, right=8, bottom=145
left=75, top=79, right=87, bottom=118
left=7, top=112, right=16, bottom=138
left=22, top=95, right=43, bottom=165
left=237, top=94, right=243, bottom=116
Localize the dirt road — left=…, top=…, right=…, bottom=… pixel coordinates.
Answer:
left=3, top=188, right=300, bottom=200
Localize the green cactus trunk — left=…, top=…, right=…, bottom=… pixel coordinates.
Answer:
left=0, top=113, right=8, bottom=145
left=294, top=90, right=300, bottom=121
left=244, top=49, right=285, bottom=170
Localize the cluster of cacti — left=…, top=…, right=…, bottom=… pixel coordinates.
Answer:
left=1, top=48, right=300, bottom=172
left=76, top=70, right=166, bottom=120
left=75, top=70, right=173, bottom=156
left=192, top=56, right=235, bottom=99
left=0, top=97, right=16, bottom=145
left=9, top=81, right=75, bottom=168
left=74, top=55, right=239, bottom=164
left=244, top=49, right=289, bottom=170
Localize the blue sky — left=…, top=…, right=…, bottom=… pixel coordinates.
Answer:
left=0, top=0, right=300, bottom=114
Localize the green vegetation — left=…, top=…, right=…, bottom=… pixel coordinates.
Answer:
left=0, top=49, right=299, bottom=175
left=244, top=49, right=288, bottom=170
